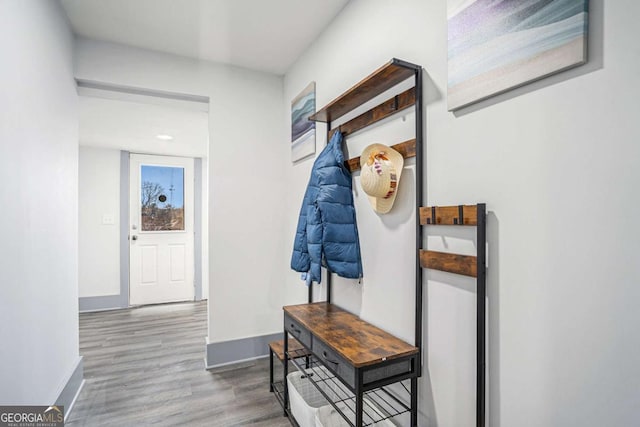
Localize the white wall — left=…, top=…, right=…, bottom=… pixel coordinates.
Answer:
left=0, top=0, right=80, bottom=405
left=74, top=38, right=287, bottom=342
left=79, top=146, right=121, bottom=298
left=284, top=1, right=640, bottom=426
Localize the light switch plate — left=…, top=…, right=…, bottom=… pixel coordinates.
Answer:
left=102, top=214, right=115, bottom=225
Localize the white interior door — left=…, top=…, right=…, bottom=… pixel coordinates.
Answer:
left=129, top=154, right=194, bottom=305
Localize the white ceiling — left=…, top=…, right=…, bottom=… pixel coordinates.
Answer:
left=61, top=0, right=350, bottom=75
left=78, top=92, right=209, bottom=158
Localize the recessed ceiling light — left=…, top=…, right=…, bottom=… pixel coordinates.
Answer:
left=156, top=134, right=173, bottom=141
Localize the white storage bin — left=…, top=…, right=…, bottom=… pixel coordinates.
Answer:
left=287, top=370, right=330, bottom=427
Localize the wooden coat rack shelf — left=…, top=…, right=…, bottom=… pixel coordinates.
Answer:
left=328, top=87, right=416, bottom=139
left=309, top=61, right=416, bottom=123
left=312, top=61, right=419, bottom=175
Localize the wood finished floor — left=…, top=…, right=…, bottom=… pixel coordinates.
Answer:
left=68, top=301, right=290, bottom=427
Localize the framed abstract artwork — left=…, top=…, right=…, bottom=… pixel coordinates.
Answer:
left=447, top=0, right=589, bottom=111
left=291, top=82, right=316, bottom=162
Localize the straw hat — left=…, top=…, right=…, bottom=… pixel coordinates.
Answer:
left=360, top=143, right=404, bottom=214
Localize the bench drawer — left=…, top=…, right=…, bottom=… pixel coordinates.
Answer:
left=312, top=337, right=355, bottom=389
left=363, top=358, right=413, bottom=385
left=284, top=313, right=312, bottom=349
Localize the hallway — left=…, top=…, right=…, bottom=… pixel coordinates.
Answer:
left=67, top=302, right=289, bottom=426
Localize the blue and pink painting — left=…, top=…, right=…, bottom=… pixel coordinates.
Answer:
left=447, top=0, right=588, bottom=111
left=291, top=82, right=316, bottom=162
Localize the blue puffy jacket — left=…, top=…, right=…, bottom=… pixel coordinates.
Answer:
left=291, top=132, right=363, bottom=283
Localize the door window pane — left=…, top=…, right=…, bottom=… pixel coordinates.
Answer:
left=141, top=165, right=185, bottom=231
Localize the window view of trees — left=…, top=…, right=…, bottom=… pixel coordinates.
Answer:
left=141, top=176, right=184, bottom=231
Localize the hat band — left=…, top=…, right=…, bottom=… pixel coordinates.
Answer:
left=371, top=156, right=398, bottom=199
left=384, top=172, right=398, bottom=199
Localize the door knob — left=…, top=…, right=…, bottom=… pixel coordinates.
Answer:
left=131, top=235, right=138, bottom=241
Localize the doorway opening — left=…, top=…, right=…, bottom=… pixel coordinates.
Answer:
left=77, top=82, right=210, bottom=311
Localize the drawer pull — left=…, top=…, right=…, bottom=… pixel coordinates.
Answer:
left=322, top=351, right=340, bottom=366
left=290, top=324, right=302, bottom=335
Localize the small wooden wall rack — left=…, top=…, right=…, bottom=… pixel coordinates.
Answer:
left=420, top=203, right=487, bottom=427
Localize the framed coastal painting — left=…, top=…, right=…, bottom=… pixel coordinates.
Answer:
left=447, top=0, right=589, bottom=111
left=291, top=82, right=316, bottom=162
